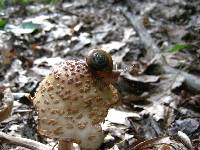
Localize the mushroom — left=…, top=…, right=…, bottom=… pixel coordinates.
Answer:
left=32, top=49, right=119, bottom=150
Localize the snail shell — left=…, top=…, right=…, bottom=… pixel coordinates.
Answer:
left=86, top=49, right=113, bottom=72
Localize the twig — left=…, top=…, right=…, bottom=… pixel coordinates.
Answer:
left=163, top=65, right=200, bottom=92
left=121, top=10, right=160, bottom=61
left=129, top=136, right=169, bottom=150
left=0, top=132, right=52, bottom=150
left=12, top=93, right=29, bottom=100
left=121, top=9, right=200, bottom=92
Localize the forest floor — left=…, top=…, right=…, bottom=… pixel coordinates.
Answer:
left=0, top=0, right=200, bottom=150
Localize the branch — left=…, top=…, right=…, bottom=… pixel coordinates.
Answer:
left=121, top=9, right=200, bottom=92
left=163, top=66, right=200, bottom=92
left=0, top=132, right=52, bottom=150
left=121, top=10, right=160, bottom=61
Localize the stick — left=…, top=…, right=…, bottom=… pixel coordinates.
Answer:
left=0, top=132, right=52, bottom=150
left=121, top=10, right=160, bottom=61
left=163, top=66, right=200, bottom=92
left=121, top=9, right=200, bottom=92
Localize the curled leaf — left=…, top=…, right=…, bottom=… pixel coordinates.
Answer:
left=0, top=88, right=13, bottom=122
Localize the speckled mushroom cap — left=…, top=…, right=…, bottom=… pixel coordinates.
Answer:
left=33, top=59, right=119, bottom=150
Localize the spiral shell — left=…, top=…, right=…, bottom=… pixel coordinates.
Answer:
left=86, top=49, right=113, bottom=72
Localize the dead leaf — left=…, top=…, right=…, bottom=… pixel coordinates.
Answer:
left=121, top=72, right=160, bottom=83
left=0, top=88, right=13, bottom=122
left=105, top=108, right=140, bottom=126
left=101, top=41, right=126, bottom=53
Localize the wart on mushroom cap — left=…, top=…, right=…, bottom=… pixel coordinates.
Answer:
left=33, top=49, right=119, bottom=150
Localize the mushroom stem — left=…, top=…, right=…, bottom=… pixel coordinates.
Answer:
left=58, top=140, right=74, bottom=150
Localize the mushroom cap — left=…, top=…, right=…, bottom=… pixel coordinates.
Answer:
left=33, top=59, right=119, bottom=150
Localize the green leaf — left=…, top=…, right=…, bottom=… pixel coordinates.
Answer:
left=21, top=21, right=39, bottom=30
left=168, top=44, right=193, bottom=53
left=0, top=19, right=7, bottom=29
left=20, top=0, right=30, bottom=5
left=42, top=0, right=61, bottom=4
left=5, top=21, right=40, bottom=35
left=13, top=0, right=32, bottom=5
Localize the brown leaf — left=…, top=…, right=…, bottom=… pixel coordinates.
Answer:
left=0, top=88, right=13, bottom=122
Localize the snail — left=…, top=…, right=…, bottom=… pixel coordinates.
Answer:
left=86, top=49, right=113, bottom=72
left=86, top=49, right=119, bottom=85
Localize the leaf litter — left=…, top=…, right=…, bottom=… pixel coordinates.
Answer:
left=0, top=0, right=200, bottom=150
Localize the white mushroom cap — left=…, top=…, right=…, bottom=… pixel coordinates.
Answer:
left=33, top=59, right=119, bottom=150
